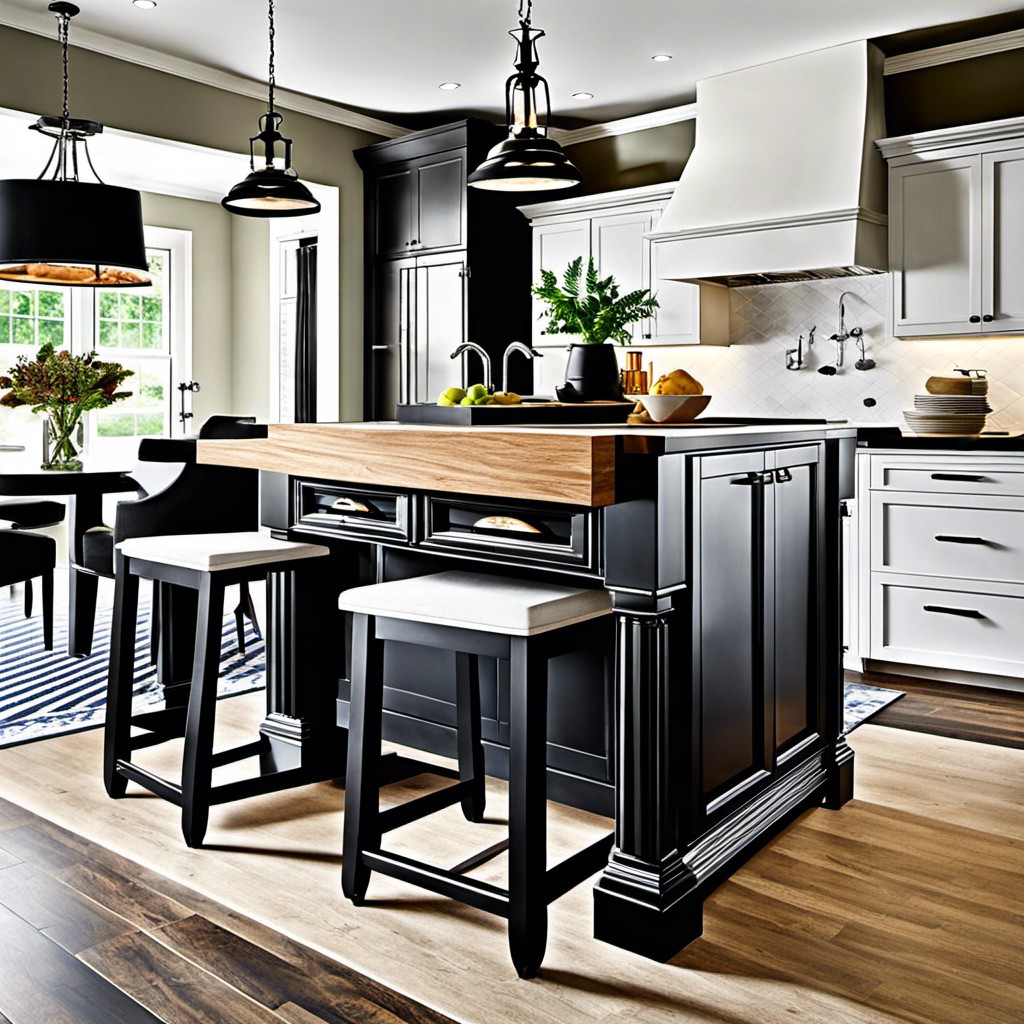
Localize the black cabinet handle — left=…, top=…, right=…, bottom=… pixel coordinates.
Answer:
left=643, top=333, right=652, bottom=339
left=930, top=473, right=988, bottom=483
left=775, top=468, right=793, bottom=484
left=983, top=314, right=995, bottom=322
left=923, top=605, right=986, bottom=619
left=935, top=535, right=990, bottom=545
left=731, top=472, right=773, bottom=486
left=969, top=315, right=981, bottom=323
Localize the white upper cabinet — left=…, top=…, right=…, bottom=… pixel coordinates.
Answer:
left=519, top=184, right=730, bottom=348
left=880, top=118, right=1024, bottom=338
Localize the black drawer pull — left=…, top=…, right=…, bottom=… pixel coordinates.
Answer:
left=923, top=605, right=986, bottom=619
left=775, top=468, right=793, bottom=484
left=935, top=535, right=990, bottom=545
left=472, top=515, right=542, bottom=535
left=930, top=473, right=989, bottom=483
left=982, top=314, right=995, bottom=323
left=332, top=497, right=373, bottom=513
left=969, top=315, right=981, bottom=323
left=731, top=472, right=773, bottom=486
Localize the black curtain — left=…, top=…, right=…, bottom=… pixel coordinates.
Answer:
left=295, top=240, right=318, bottom=423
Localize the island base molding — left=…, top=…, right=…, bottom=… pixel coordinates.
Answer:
left=594, top=753, right=840, bottom=961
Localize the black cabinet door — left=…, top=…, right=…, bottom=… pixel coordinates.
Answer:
left=693, top=451, right=772, bottom=822
left=415, top=152, right=466, bottom=252
left=368, top=258, right=415, bottom=419
left=770, top=445, right=823, bottom=760
left=374, top=166, right=416, bottom=258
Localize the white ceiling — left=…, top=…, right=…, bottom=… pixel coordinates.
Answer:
left=0, top=0, right=1021, bottom=126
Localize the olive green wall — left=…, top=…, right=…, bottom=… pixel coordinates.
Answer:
left=0, top=24, right=385, bottom=420
left=230, top=218, right=272, bottom=421
left=564, top=120, right=695, bottom=195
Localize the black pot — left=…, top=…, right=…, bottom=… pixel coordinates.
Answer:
left=556, top=343, right=623, bottom=403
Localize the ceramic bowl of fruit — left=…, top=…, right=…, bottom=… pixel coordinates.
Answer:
left=637, top=369, right=711, bottom=423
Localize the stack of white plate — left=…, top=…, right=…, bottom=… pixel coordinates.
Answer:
left=904, top=393, right=989, bottom=436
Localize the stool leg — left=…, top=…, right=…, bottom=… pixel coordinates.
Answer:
left=507, top=636, right=549, bottom=979
left=342, top=613, right=385, bottom=905
left=104, top=559, right=141, bottom=800
left=41, top=570, right=53, bottom=651
left=455, top=652, right=486, bottom=823
left=23, top=579, right=32, bottom=618
left=180, top=574, right=225, bottom=848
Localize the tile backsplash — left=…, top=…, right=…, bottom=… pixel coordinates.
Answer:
left=646, top=276, right=1024, bottom=429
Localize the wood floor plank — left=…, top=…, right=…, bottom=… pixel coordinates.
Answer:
left=0, top=860, right=138, bottom=955
left=0, top=903, right=162, bottom=1024
left=154, top=914, right=456, bottom=1024
left=57, top=861, right=194, bottom=932
left=78, top=930, right=289, bottom=1024
left=0, top=821, right=93, bottom=872
left=0, top=844, right=20, bottom=870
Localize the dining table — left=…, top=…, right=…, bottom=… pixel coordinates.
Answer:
left=0, top=453, right=140, bottom=656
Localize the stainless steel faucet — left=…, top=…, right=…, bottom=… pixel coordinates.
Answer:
left=451, top=342, right=493, bottom=391
left=502, top=341, right=542, bottom=393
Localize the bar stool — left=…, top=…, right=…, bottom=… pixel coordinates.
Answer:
left=339, top=570, right=615, bottom=978
left=103, top=531, right=329, bottom=848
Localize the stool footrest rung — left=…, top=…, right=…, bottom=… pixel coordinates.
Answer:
left=130, top=706, right=188, bottom=737
left=450, top=838, right=510, bottom=876
left=116, top=760, right=184, bottom=806
left=545, top=832, right=616, bottom=904
left=362, top=849, right=510, bottom=918
left=379, top=781, right=472, bottom=834
left=130, top=731, right=180, bottom=752
left=208, top=767, right=312, bottom=806
left=379, top=754, right=459, bottom=787
left=209, top=740, right=267, bottom=769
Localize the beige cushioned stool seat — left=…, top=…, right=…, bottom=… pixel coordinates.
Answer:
left=339, top=570, right=611, bottom=636
left=117, top=531, right=329, bottom=572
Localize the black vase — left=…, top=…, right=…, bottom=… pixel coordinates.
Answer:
left=556, top=343, right=623, bottom=403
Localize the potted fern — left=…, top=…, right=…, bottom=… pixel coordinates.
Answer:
left=532, top=256, right=659, bottom=401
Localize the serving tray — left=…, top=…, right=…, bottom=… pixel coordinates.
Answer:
left=395, top=401, right=636, bottom=426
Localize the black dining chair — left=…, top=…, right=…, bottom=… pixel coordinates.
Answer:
left=0, top=529, right=55, bottom=650
left=0, top=499, right=66, bottom=619
left=71, top=415, right=266, bottom=662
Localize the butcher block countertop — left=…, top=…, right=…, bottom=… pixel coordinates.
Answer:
left=196, top=421, right=855, bottom=508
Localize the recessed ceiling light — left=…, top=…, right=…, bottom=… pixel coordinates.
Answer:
left=571, top=92, right=594, bottom=101
left=651, top=53, right=673, bottom=62
left=438, top=82, right=461, bottom=91
left=133, top=0, right=158, bottom=8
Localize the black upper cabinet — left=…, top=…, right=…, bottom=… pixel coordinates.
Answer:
left=357, top=120, right=537, bottom=419
left=373, top=152, right=466, bottom=257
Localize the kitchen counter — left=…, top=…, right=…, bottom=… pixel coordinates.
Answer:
left=858, top=426, right=1024, bottom=452
left=198, top=420, right=855, bottom=962
left=198, top=420, right=856, bottom=507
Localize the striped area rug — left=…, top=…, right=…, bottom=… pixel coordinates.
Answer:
left=0, top=586, right=265, bottom=749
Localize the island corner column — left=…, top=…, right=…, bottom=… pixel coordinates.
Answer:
left=592, top=456, right=705, bottom=961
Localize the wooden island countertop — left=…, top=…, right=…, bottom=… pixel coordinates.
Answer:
left=196, top=420, right=854, bottom=508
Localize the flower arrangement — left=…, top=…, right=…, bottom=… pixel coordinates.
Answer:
left=0, top=343, right=134, bottom=470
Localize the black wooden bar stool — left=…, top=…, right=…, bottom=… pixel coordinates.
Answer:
left=104, top=531, right=328, bottom=848
left=339, top=570, right=615, bottom=979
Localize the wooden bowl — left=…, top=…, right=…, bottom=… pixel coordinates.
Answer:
left=637, top=394, right=712, bottom=423
left=925, top=376, right=974, bottom=396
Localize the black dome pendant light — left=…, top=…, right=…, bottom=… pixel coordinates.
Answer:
left=0, top=2, right=150, bottom=287
left=222, top=0, right=320, bottom=218
left=468, top=0, right=581, bottom=193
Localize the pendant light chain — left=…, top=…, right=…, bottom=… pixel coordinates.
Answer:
left=58, top=8, right=71, bottom=123
left=518, top=0, right=532, bottom=25
left=267, top=0, right=276, bottom=117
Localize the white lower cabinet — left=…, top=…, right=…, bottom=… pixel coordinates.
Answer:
left=859, top=451, right=1024, bottom=684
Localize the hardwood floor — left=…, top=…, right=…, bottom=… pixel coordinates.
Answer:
left=851, top=668, right=1024, bottom=749
left=0, top=690, right=1021, bottom=1024
left=0, top=798, right=455, bottom=1024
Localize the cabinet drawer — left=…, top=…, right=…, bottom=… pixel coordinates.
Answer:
left=294, top=481, right=411, bottom=543
left=420, top=496, right=600, bottom=574
left=872, top=494, right=1024, bottom=583
left=870, top=457, right=1024, bottom=497
left=871, top=574, right=1024, bottom=676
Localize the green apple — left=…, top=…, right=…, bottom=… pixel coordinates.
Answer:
left=437, top=386, right=466, bottom=407
left=466, top=383, right=489, bottom=402
left=460, top=395, right=475, bottom=406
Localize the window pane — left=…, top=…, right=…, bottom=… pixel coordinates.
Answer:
left=0, top=292, right=8, bottom=314
left=37, top=291, right=64, bottom=318
left=136, top=412, right=165, bottom=436
left=142, top=296, right=162, bottom=321
left=0, top=316, right=9, bottom=342
left=12, top=292, right=32, bottom=317
left=37, top=320, right=63, bottom=346
left=99, top=321, right=119, bottom=348
left=141, top=321, right=162, bottom=350
left=99, top=293, right=119, bottom=318
left=120, top=322, right=140, bottom=349
left=97, top=412, right=135, bottom=437
left=12, top=318, right=33, bottom=345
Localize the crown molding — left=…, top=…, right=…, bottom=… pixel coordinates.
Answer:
left=558, top=103, right=698, bottom=147
left=649, top=207, right=887, bottom=243
left=517, top=182, right=676, bottom=221
left=876, top=114, right=1024, bottom=158
left=0, top=2, right=409, bottom=139
left=883, top=27, right=1024, bottom=76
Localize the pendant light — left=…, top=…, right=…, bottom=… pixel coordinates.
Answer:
left=222, top=0, right=320, bottom=218
left=0, top=2, right=150, bottom=287
left=468, top=0, right=581, bottom=193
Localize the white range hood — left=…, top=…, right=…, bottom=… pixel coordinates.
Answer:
left=651, top=40, right=888, bottom=287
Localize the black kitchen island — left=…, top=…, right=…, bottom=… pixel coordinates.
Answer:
left=198, top=419, right=856, bottom=962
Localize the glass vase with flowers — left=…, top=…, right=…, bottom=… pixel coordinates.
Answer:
left=0, top=343, right=133, bottom=470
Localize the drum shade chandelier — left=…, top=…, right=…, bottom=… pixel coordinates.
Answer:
left=222, top=0, right=320, bottom=217
left=0, top=2, right=150, bottom=287
left=467, top=0, right=581, bottom=192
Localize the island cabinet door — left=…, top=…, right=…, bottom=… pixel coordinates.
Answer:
left=691, top=444, right=824, bottom=831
